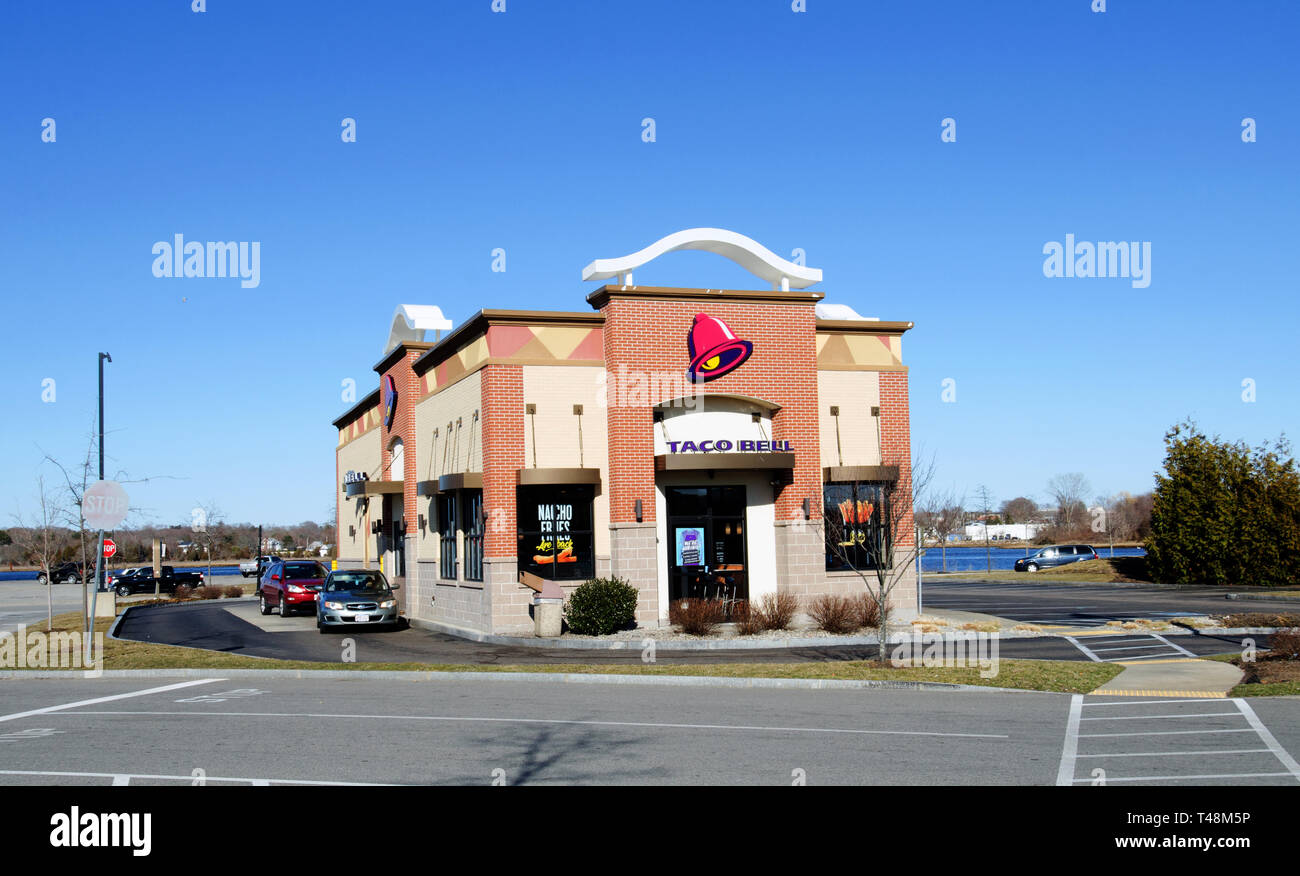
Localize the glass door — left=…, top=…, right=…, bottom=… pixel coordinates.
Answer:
left=666, top=486, right=747, bottom=602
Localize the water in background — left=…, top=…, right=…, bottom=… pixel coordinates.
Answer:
left=0, top=565, right=243, bottom=583
left=921, top=545, right=1145, bottom=573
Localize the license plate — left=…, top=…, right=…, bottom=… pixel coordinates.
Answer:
left=353, top=614, right=370, bottom=623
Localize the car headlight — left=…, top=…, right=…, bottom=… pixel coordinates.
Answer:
left=380, top=599, right=396, bottom=609
left=324, top=601, right=344, bottom=610
left=287, top=584, right=306, bottom=593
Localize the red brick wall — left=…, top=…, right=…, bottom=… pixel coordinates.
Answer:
left=879, top=370, right=914, bottom=547
left=600, top=298, right=823, bottom=524
left=480, top=364, right=524, bottom=556
left=379, top=349, right=426, bottom=546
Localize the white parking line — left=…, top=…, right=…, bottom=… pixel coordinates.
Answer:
left=1150, top=633, right=1198, bottom=658
left=1056, top=694, right=1083, bottom=786
left=1234, top=699, right=1300, bottom=781
left=1063, top=636, right=1102, bottom=662
left=1080, top=712, right=1241, bottom=721
left=0, top=679, right=223, bottom=724
left=1082, top=698, right=1225, bottom=707
left=1076, top=749, right=1273, bottom=758
left=53, top=709, right=1010, bottom=739
left=1073, top=772, right=1294, bottom=784
left=1080, top=728, right=1258, bottom=738
left=1090, top=644, right=1182, bottom=653
left=0, top=769, right=394, bottom=786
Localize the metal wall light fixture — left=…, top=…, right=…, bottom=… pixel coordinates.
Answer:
left=802, top=497, right=811, bottom=520
left=418, top=514, right=426, bottom=531
left=634, top=499, right=643, bottom=523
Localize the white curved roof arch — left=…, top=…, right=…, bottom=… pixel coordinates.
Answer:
left=386, top=304, right=454, bottom=353
left=582, top=228, right=823, bottom=291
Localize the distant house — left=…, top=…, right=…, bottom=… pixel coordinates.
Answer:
left=963, top=523, right=1043, bottom=541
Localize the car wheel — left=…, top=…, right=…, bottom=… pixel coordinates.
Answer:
left=115, top=584, right=130, bottom=597
left=1026, top=563, right=1039, bottom=573
left=279, top=595, right=291, bottom=618
left=37, top=573, right=48, bottom=585
left=259, top=594, right=271, bottom=616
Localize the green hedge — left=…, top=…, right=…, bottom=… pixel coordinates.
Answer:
left=563, top=577, right=638, bottom=635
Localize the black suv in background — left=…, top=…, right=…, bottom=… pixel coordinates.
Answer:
left=107, top=566, right=205, bottom=596
left=1013, top=545, right=1100, bottom=572
left=36, top=562, right=90, bottom=585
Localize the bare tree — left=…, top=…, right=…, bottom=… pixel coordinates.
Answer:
left=972, top=484, right=996, bottom=572
left=999, top=496, right=1038, bottom=525
left=1047, top=472, right=1091, bottom=532
left=824, top=452, right=935, bottom=661
left=916, top=486, right=965, bottom=573
left=191, top=500, right=224, bottom=584
left=10, top=475, right=70, bottom=632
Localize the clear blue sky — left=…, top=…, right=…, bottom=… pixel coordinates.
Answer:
left=1, top=1, right=1296, bottom=528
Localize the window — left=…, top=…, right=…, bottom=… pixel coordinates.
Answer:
left=438, top=493, right=457, bottom=579
left=463, top=490, right=484, bottom=582
left=389, top=439, right=404, bottom=481
left=824, top=481, right=892, bottom=572
left=517, top=485, right=595, bottom=580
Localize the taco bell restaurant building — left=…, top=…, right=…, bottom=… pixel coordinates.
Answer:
left=332, top=229, right=917, bottom=636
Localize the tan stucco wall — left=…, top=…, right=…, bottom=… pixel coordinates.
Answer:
left=413, top=370, right=483, bottom=562
left=521, top=365, right=610, bottom=562
left=817, top=370, right=883, bottom=468
left=336, top=426, right=380, bottom=563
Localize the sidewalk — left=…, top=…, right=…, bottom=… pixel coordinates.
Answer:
left=1088, top=658, right=1244, bottom=698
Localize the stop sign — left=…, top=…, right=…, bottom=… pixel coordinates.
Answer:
left=102, top=538, right=117, bottom=559
left=83, top=480, right=129, bottom=530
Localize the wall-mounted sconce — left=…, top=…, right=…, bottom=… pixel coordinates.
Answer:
left=397, top=519, right=408, bottom=536
left=348, top=525, right=355, bottom=538
left=802, top=497, right=811, bottom=520
left=634, top=499, right=643, bottom=523
left=417, top=514, right=426, bottom=531
left=371, top=520, right=383, bottom=534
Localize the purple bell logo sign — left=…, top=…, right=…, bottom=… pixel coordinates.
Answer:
left=686, top=313, right=753, bottom=383
left=382, top=374, right=397, bottom=429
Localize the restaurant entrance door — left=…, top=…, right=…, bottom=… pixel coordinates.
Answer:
left=665, top=485, right=748, bottom=603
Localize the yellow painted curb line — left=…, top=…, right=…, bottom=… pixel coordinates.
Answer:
left=1086, top=689, right=1230, bottom=698
left=1112, top=658, right=1204, bottom=666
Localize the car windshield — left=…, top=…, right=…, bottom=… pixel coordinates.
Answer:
left=283, top=563, right=327, bottom=580
left=326, top=572, right=389, bottom=593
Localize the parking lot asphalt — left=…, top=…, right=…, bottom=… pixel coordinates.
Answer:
left=0, top=581, right=85, bottom=635
left=922, top=579, right=1299, bottom=628
left=2, top=675, right=1296, bottom=786
left=112, top=599, right=1266, bottom=666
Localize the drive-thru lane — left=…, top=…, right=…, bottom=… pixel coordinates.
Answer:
left=114, top=600, right=1266, bottom=666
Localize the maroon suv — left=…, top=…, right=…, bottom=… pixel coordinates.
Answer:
left=259, top=560, right=328, bottom=618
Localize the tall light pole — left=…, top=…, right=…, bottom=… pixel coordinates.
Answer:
left=93, top=353, right=111, bottom=596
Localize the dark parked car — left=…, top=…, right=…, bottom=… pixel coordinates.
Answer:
left=107, top=566, right=205, bottom=596
left=36, top=562, right=90, bottom=586
left=1014, top=544, right=1099, bottom=572
left=316, top=569, right=400, bottom=632
left=259, top=560, right=328, bottom=618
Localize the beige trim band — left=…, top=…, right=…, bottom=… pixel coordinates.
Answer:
left=656, top=452, right=796, bottom=471
left=517, top=467, right=602, bottom=485
left=824, top=465, right=900, bottom=482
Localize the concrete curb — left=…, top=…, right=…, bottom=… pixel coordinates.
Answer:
left=0, top=667, right=1054, bottom=694
left=407, top=616, right=1060, bottom=650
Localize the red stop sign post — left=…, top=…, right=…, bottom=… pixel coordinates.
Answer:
left=102, top=538, right=117, bottom=560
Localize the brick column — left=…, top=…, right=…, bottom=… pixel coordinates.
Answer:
left=481, top=364, right=529, bottom=632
